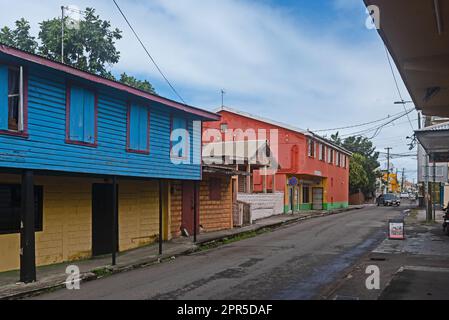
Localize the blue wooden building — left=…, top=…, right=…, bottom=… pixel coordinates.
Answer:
left=0, top=44, right=220, bottom=281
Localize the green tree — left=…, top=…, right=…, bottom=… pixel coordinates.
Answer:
left=349, top=153, right=369, bottom=194
left=0, top=18, right=38, bottom=52
left=331, top=133, right=381, bottom=198
left=0, top=10, right=156, bottom=93
left=39, top=8, right=122, bottom=77
left=120, top=73, right=156, bottom=94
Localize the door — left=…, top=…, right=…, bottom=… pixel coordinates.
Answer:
left=92, top=184, right=118, bottom=256
left=312, top=188, right=324, bottom=210
left=182, top=181, right=198, bottom=235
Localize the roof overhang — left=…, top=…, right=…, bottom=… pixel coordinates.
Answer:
left=364, top=0, right=449, bottom=117
left=415, top=122, right=449, bottom=162
left=0, top=44, right=220, bottom=121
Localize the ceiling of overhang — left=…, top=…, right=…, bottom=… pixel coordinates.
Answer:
left=416, top=130, right=449, bottom=161
left=364, top=0, right=449, bottom=117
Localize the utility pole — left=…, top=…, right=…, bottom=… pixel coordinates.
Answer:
left=61, top=6, right=66, bottom=64
left=433, top=155, right=437, bottom=221
left=401, top=168, right=405, bottom=192
left=385, top=147, right=392, bottom=193
left=221, top=89, right=226, bottom=109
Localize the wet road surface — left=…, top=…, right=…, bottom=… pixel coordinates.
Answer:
left=32, top=205, right=408, bottom=300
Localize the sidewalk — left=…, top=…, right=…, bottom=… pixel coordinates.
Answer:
left=0, top=205, right=365, bottom=300
left=323, top=207, right=449, bottom=300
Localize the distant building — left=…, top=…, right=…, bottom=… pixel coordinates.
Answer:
left=203, top=107, right=352, bottom=213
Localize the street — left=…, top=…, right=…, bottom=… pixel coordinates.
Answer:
left=32, top=204, right=411, bottom=300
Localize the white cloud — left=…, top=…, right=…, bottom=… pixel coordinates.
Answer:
left=0, top=0, right=417, bottom=174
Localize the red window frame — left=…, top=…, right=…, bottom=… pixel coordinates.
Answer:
left=0, top=63, right=29, bottom=139
left=170, top=115, right=190, bottom=160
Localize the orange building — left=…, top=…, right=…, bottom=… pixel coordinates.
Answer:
left=203, top=107, right=352, bottom=212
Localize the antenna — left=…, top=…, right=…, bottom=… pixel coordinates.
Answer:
left=221, top=89, right=226, bottom=109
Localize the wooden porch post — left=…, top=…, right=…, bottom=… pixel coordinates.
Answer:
left=193, top=181, right=199, bottom=243
left=159, top=179, right=163, bottom=255
left=20, top=170, right=36, bottom=283
left=263, top=166, right=268, bottom=194
left=246, top=164, right=251, bottom=193
left=111, top=176, right=118, bottom=266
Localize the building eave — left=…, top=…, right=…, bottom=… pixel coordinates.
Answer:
left=0, top=44, right=221, bottom=121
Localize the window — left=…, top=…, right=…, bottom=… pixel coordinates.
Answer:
left=209, top=178, right=222, bottom=201
left=171, top=116, right=189, bottom=159
left=336, top=152, right=341, bottom=167
left=66, top=84, right=97, bottom=146
left=0, top=184, right=43, bottom=234
left=127, top=103, right=150, bottom=154
left=319, top=144, right=325, bottom=161
left=308, top=139, right=315, bottom=158
left=220, top=123, right=228, bottom=133
left=0, top=65, right=27, bottom=135
left=328, top=149, right=334, bottom=164
left=302, top=185, right=310, bottom=203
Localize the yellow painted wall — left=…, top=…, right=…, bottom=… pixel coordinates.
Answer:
left=0, top=174, right=163, bottom=273
left=0, top=174, right=95, bottom=273
left=118, top=180, right=160, bottom=251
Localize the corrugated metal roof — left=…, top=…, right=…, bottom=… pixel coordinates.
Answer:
left=416, top=121, right=449, bottom=132
left=216, top=106, right=352, bottom=156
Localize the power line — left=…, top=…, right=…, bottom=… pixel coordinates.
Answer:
left=112, top=0, right=187, bottom=104
left=384, top=45, right=415, bottom=132
left=313, top=109, right=414, bottom=132
left=339, top=108, right=414, bottom=138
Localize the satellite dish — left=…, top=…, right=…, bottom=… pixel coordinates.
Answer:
left=64, top=5, right=81, bottom=30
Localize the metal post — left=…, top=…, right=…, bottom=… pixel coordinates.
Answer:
left=111, top=176, right=118, bottom=266
left=385, top=147, right=392, bottom=193
left=159, top=180, right=163, bottom=255
left=61, top=6, right=65, bottom=63
left=433, top=156, right=437, bottom=221
left=193, top=181, right=199, bottom=243
left=20, top=170, right=36, bottom=283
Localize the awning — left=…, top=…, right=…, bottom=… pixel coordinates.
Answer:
left=364, top=0, right=449, bottom=117
left=415, top=122, right=449, bottom=162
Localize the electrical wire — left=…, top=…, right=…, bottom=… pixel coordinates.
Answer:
left=384, top=45, right=415, bottom=132
left=112, top=0, right=187, bottom=104
left=338, top=108, right=414, bottom=138
left=313, top=109, right=414, bottom=132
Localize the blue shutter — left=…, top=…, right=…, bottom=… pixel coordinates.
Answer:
left=172, top=117, right=187, bottom=158
left=69, top=86, right=84, bottom=141
left=69, top=86, right=95, bottom=144
left=129, top=103, right=140, bottom=151
left=0, top=65, right=8, bottom=130
left=138, top=105, right=148, bottom=151
left=129, top=103, right=149, bottom=152
left=83, top=89, right=95, bottom=144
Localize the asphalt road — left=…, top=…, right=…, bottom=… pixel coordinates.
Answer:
left=32, top=204, right=411, bottom=300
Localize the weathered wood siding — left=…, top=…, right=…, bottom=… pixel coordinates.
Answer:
left=0, top=64, right=202, bottom=180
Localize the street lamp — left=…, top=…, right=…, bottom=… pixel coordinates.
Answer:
left=394, top=100, right=414, bottom=105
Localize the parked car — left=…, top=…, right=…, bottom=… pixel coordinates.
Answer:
left=400, top=192, right=409, bottom=199
left=377, top=193, right=401, bottom=207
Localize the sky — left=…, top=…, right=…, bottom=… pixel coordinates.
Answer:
left=0, top=0, right=418, bottom=181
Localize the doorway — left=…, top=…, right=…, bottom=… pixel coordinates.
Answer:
left=312, top=187, right=324, bottom=210
left=92, top=184, right=118, bottom=256
left=182, top=181, right=199, bottom=235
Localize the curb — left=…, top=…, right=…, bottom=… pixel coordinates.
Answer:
left=1, top=205, right=365, bottom=300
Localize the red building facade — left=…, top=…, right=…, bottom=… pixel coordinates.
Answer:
left=203, top=107, right=351, bottom=212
